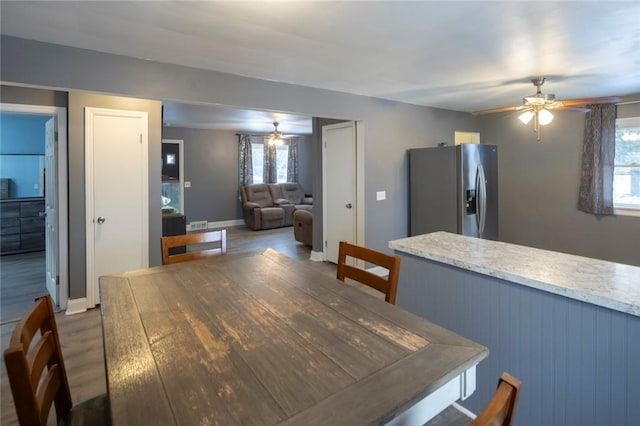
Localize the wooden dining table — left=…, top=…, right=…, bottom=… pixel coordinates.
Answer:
left=100, top=249, right=488, bottom=425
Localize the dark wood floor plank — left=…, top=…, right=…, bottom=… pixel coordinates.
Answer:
left=0, top=251, right=47, bottom=324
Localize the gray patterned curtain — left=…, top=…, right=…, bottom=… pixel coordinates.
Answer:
left=578, top=104, right=617, bottom=215
left=238, top=134, right=253, bottom=186
left=264, top=138, right=277, bottom=184
left=287, top=138, right=299, bottom=182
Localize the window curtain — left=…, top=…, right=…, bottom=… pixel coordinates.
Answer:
left=238, top=134, right=253, bottom=186
left=578, top=103, right=617, bottom=215
left=263, top=138, right=278, bottom=184
left=287, top=138, right=299, bottom=182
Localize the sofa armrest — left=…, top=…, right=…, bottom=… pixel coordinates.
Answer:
left=302, top=196, right=313, bottom=205
left=242, top=202, right=262, bottom=230
left=243, top=201, right=261, bottom=211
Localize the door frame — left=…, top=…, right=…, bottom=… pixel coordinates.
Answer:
left=0, top=103, right=69, bottom=309
left=162, top=139, right=185, bottom=214
left=85, top=107, right=149, bottom=307
left=321, top=121, right=365, bottom=261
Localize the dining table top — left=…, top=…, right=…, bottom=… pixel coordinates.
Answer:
left=99, top=248, right=488, bottom=425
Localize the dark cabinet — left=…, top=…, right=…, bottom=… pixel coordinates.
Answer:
left=162, top=213, right=186, bottom=255
left=0, top=199, right=45, bottom=255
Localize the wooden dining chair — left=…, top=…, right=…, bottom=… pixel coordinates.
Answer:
left=336, top=241, right=401, bottom=304
left=4, top=294, right=108, bottom=426
left=470, top=372, right=522, bottom=426
left=161, top=229, right=227, bottom=265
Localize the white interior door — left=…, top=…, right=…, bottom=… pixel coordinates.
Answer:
left=86, top=108, right=148, bottom=307
left=45, top=117, right=58, bottom=304
left=323, top=122, right=357, bottom=263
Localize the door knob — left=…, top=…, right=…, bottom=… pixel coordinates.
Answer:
left=345, top=203, right=353, bottom=209
left=97, top=216, right=106, bottom=224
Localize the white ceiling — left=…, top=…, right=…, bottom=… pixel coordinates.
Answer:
left=2, top=1, right=639, bottom=131
left=162, top=102, right=313, bottom=134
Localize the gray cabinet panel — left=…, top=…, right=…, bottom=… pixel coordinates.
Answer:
left=0, top=201, right=20, bottom=219
left=396, top=253, right=640, bottom=426
left=20, top=200, right=45, bottom=217
left=1, top=218, right=20, bottom=235
left=0, top=199, right=45, bottom=254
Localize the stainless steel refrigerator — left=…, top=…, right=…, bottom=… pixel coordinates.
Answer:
left=409, top=143, right=498, bottom=239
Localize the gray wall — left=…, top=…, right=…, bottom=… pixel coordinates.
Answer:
left=1, top=36, right=479, bottom=264
left=5, top=35, right=636, bottom=300
left=68, top=92, right=162, bottom=299
left=0, top=84, right=67, bottom=107
left=162, top=127, right=314, bottom=224
left=480, top=97, right=640, bottom=266
left=296, top=135, right=313, bottom=197
left=162, top=127, right=240, bottom=223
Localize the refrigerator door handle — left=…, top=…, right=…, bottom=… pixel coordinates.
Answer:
left=475, top=164, right=487, bottom=236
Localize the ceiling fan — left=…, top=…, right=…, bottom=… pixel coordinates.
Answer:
left=268, top=121, right=300, bottom=145
left=268, top=121, right=284, bottom=145
left=472, top=77, right=620, bottom=140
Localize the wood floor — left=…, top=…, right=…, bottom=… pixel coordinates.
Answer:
left=0, top=225, right=469, bottom=425
left=0, top=250, right=47, bottom=324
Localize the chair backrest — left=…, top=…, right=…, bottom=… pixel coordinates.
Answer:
left=161, top=230, right=227, bottom=265
left=470, top=372, right=522, bottom=426
left=336, top=241, right=401, bottom=304
left=4, top=294, right=73, bottom=426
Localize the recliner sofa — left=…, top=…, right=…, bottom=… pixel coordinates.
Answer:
left=240, top=183, right=312, bottom=230
left=268, top=183, right=313, bottom=213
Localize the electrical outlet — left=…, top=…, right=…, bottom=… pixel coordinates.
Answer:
left=184, top=181, right=191, bottom=188
left=376, top=191, right=386, bottom=201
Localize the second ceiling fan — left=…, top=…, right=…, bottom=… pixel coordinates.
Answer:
left=472, top=77, right=619, bottom=139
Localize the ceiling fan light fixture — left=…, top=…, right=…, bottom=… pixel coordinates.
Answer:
left=269, top=121, right=283, bottom=146
left=538, top=108, right=554, bottom=126
left=518, top=110, right=534, bottom=124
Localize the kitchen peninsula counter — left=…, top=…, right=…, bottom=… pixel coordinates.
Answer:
left=389, top=231, right=640, bottom=425
left=389, top=231, right=640, bottom=317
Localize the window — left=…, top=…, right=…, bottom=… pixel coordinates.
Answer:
left=614, top=117, right=640, bottom=210
left=251, top=143, right=264, bottom=183
left=251, top=142, right=289, bottom=184
left=275, top=145, right=289, bottom=183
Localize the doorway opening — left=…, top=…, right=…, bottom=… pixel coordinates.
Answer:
left=0, top=103, right=68, bottom=323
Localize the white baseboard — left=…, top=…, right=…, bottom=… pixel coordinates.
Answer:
left=310, top=251, right=324, bottom=262
left=65, top=298, right=88, bottom=315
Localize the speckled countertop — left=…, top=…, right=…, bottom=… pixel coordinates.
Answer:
left=389, top=231, right=640, bottom=317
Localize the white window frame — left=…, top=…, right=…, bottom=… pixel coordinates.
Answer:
left=613, top=116, right=640, bottom=216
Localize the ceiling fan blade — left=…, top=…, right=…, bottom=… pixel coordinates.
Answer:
left=553, top=106, right=592, bottom=113
left=471, top=105, right=525, bottom=115
left=556, top=96, right=620, bottom=107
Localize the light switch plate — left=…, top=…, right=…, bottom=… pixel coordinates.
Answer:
left=184, top=181, right=191, bottom=188
left=376, top=191, right=386, bottom=201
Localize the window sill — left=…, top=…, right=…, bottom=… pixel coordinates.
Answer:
left=614, top=206, right=640, bottom=217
